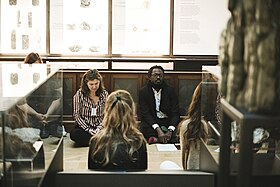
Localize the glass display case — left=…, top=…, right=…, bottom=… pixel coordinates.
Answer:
left=201, top=67, right=220, bottom=144
left=202, top=65, right=280, bottom=187
left=0, top=63, right=63, bottom=187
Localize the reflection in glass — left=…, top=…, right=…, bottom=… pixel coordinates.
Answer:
left=178, top=79, right=200, bottom=116
left=1, top=64, right=47, bottom=97
left=0, top=64, right=63, bottom=187
left=201, top=73, right=220, bottom=146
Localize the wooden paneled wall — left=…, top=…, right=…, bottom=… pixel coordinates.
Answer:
left=62, top=70, right=202, bottom=132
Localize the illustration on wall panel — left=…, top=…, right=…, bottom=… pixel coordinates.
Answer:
left=28, top=12, right=32, bottom=28
left=17, top=10, right=21, bottom=27
left=22, top=35, right=29, bottom=50
left=11, top=30, right=16, bottom=50
left=32, top=0, right=39, bottom=6
left=9, top=0, right=17, bottom=6
left=81, top=0, right=91, bottom=8
left=10, top=73, right=19, bottom=85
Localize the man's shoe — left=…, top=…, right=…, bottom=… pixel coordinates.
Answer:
left=51, top=125, right=67, bottom=138
left=148, top=137, right=158, bottom=144
left=60, top=125, right=67, bottom=137
left=40, top=126, right=50, bottom=139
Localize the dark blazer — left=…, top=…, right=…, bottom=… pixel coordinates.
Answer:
left=139, top=81, right=180, bottom=130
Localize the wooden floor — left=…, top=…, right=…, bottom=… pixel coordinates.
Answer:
left=63, top=133, right=182, bottom=171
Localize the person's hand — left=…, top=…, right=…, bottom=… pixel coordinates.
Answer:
left=43, top=114, right=48, bottom=120
left=36, top=113, right=46, bottom=121
left=42, top=120, right=48, bottom=126
left=156, top=127, right=167, bottom=143
left=165, top=131, right=172, bottom=142
left=40, top=114, right=48, bottom=126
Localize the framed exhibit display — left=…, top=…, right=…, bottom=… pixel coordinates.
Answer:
left=0, top=0, right=230, bottom=56
left=50, top=0, right=108, bottom=54
left=112, top=0, right=170, bottom=55
left=173, top=0, right=230, bottom=55
left=0, top=0, right=46, bottom=54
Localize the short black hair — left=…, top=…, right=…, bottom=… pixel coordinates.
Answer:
left=148, top=65, right=164, bottom=77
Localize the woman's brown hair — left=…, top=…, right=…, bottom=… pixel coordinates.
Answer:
left=24, top=52, right=43, bottom=64
left=178, top=82, right=208, bottom=148
left=80, top=69, right=105, bottom=97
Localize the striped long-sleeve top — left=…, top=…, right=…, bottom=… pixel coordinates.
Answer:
left=73, top=89, right=108, bottom=135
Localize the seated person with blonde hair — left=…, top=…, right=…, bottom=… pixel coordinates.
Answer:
left=88, top=90, right=147, bottom=171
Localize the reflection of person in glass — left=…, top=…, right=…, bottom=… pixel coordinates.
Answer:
left=4, top=99, right=40, bottom=159
left=22, top=52, right=66, bottom=138
left=42, top=77, right=65, bottom=138
left=24, top=52, right=43, bottom=64
left=88, top=90, right=147, bottom=171
left=70, top=69, right=108, bottom=146
left=22, top=52, right=45, bottom=126
left=139, top=65, right=180, bottom=144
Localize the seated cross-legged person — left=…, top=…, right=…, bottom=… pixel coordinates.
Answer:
left=88, top=90, right=147, bottom=171
left=179, top=82, right=208, bottom=170
left=160, top=82, right=208, bottom=171
left=70, top=69, right=108, bottom=146
left=139, top=65, right=180, bottom=144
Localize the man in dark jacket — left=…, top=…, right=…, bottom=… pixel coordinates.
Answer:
left=139, top=65, right=180, bottom=144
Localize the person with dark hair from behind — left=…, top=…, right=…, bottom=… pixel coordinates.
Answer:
left=179, top=82, right=208, bottom=170
left=139, top=65, right=180, bottom=144
left=24, top=52, right=43, bottom=64
left=88, top=90, right=147, bottom=171
left=70, top=69, right=108, bottom=146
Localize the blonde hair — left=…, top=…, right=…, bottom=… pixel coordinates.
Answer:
left=89, top=90, right=146, bottom=166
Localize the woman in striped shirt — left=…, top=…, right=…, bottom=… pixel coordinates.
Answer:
left=70, top=69, right=108, bottom=146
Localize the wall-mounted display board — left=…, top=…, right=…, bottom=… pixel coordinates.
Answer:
left=0, top=0, right=230, bottom=56
left=173, top=0, right=230, bottom=55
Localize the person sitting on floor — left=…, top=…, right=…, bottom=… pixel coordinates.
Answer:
left=70, top=69, right=108, bottom=146
left=160, top=82, right=208, bottom=171
left=179, top=82, right=208, bottom=170
left=139, top=65, right=180, bottom=144
left=88, top=90, right=147, bottom=171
